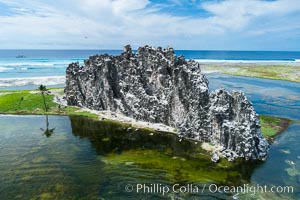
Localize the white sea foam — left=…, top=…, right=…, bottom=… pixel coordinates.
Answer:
left=0, top=60, right=82, bottom=68
left=0, top=67, right=13, bottom=72
left=1, top=63, right=55, bottom=67
left=0, top=62, right=70, bottom=67
left=0, top=76, right=65, bottom=88
left=194, top=59, right=300, bottom=64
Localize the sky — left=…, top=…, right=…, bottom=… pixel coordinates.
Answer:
left=0, top=0, right=300, bottom=50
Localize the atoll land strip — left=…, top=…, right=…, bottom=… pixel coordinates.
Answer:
left=201, top=63, right=300, bottom=83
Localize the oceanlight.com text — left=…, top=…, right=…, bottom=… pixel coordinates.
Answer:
left=124, top=183, right=294, bottom=197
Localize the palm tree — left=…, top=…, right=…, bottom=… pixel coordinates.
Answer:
left=38, top=84, right=48, bottom=112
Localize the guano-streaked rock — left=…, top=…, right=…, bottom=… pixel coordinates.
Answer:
left=65, top=45, right=269, bottom=162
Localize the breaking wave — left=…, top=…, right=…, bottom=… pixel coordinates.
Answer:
left=0, top=67, right=13, bottom=72
left=0, top=62, right=71, bottom=68
left=0, top=76, right=65, bottom=88
left=0, top=59, right=84, bottom=69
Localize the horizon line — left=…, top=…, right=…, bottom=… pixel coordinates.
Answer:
left=0, top=49, right=300, bottom=52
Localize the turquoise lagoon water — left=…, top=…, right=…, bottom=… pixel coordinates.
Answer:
left=0, top=115, right=256, bottom=199
left=0, top=74, right=300, bottom=199
left=207, top=73, right=300, bottom=120
left=208, top=74, right=300, bottom=199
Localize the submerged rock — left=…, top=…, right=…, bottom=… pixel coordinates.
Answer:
left=65, top=45, right=269, bottom=161
left=211, top=151, right=220, bottom=163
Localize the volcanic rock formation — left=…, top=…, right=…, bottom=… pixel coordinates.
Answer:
left=65, top=45, right=269, bottom=162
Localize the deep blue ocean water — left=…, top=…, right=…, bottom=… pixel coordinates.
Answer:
left=0, top=49, right=300, bottom=89
left=1, top=49, right=300, bottom=60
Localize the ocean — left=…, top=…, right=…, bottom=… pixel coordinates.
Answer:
left=0, top=49, right=300, bottom=90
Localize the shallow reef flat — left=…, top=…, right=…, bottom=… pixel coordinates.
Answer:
left=201, top=64, right=300, bottom=82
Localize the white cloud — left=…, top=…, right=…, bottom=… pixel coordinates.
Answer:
left=201, top=0, right=300, bottom=30
left=112, top=0, right=149, bottom=14
left=202, top=0, right=300, bottom=17
left=0, top=0, right=299, bottom=49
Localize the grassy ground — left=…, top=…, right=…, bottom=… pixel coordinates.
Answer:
left=0, top=90, right=57, bottom=113
left=259, top=115, right=292, bottom=142
left=0, top=89, right=291, bottom=141
left=0, top=89, right=98, bottom=118
left=201, top=64, right=300, bottom=82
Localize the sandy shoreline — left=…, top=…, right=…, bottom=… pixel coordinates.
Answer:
left=79, top=108, right=177, bottom=134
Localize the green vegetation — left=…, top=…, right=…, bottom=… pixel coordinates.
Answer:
left=63, top=106, right=98, bottom=118
left=260, top=114, right=292, bottom=142
left=0, top=90, right=57, bottom=114
left=0, top=89, right=98, bottom=118
left=201, top=64, right=300, bottom=82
